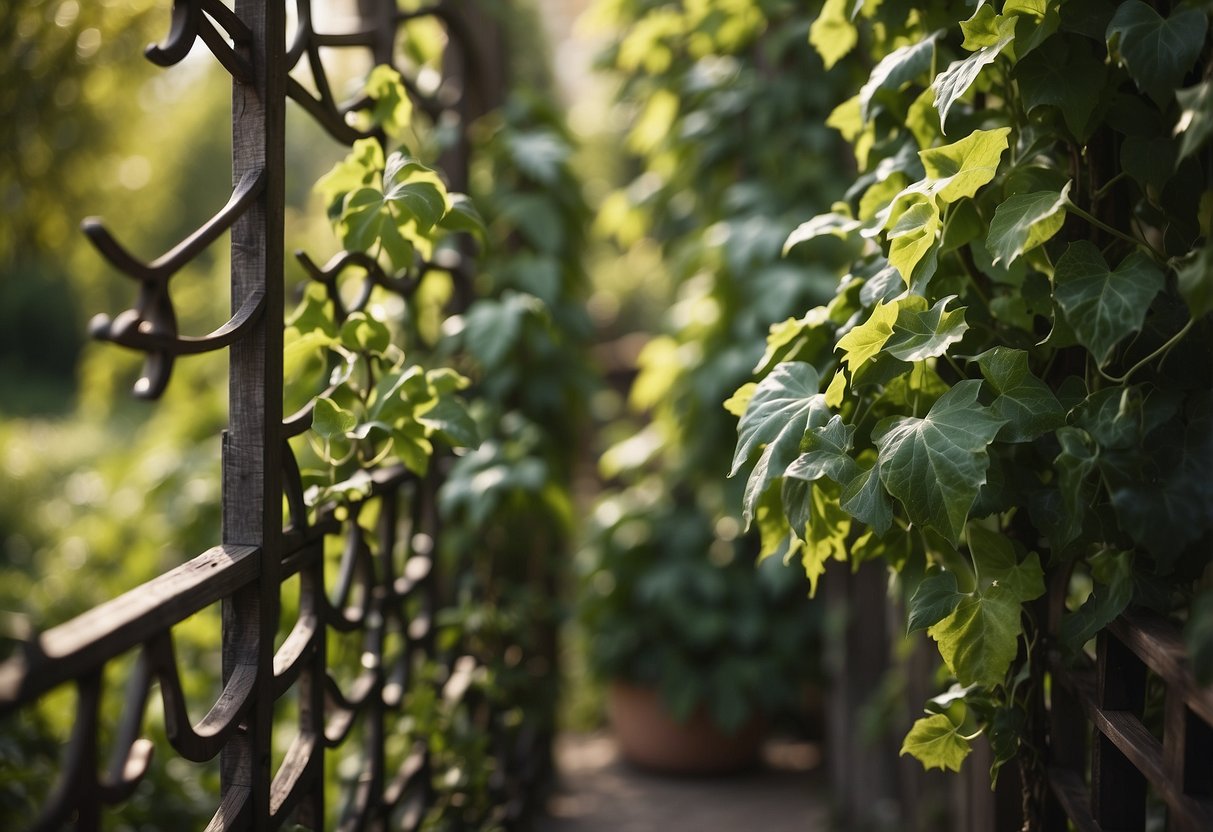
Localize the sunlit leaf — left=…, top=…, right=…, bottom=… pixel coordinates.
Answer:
left=901, top=713, right=972, bottom=772
left=986, top=182, right=1070, bottom=266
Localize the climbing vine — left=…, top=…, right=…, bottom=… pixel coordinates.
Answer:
left=729, top=0, right=1213, bottom=780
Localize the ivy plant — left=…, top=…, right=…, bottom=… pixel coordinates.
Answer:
left=729, top=0, right=1213, bottom=783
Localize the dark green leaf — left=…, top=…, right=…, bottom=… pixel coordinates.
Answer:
left=908, top=568, right=963, bottom=633
left=731, top=362, right=831, bottom=527
left=975, top=347, right=1064, bottom=442
left=1060, top=551, right=1133, bottom=651
left=1106, top=1, right=1207, bottom=103
left=1053, top=241, right=1165, bottom=365
left=967, top=524, right=1045, bottom=602
left=884, top=295, right=970, bottom=362
left=1176, top=80, right=1213, bottom=162
left=1015, top=36, right=1106, bottom=141
left=1176, top=243, right=1213, bottom=319
left=875, top=380, right=1007, bottom=543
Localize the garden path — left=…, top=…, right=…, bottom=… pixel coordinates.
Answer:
left=537, top=734, right=831, bottom=832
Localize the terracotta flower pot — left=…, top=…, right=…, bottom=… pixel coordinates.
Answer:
left=607, top=680, right=765, bottom=774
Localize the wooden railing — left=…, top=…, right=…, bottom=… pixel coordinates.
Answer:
left=0, top=1, right=548, bottom=829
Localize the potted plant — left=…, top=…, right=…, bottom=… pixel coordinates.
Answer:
left=578, top=484, right=820, bottom=774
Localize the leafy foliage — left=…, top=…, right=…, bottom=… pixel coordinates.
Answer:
left=729, top=0, right=1213, bottom=783
left=583, top=0, right=849, bottom=728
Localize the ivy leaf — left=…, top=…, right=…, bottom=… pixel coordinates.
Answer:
left=908, top=568, right=964, bottom=633
left=859, top=31, right=942, bottom=122
left=967, top=525, right=1045, bottom=602
left=919, top=128, right=1011, bottom=203
left=929, top=583, right=1022, bottom=687
left=365, top=65, right=413, bottom=135
left=874, top=380, right=1007, bottom=543
left=731, top=362, right=831, bottom=527
left=439, top=193, right=486, bottom=240
left=383, top=154, right=447, bottom=233
left=1053, top=241, right=1164, bottom=365
left=1015, top=36, right=1106, bottom=141
left=885, top=194, right=941, bottom=283
left=1004, top=0, right=1061, bottom=58
left=315, top=138, right=383, bottom=211
left=1053, top=427, right=1098, bottom=548
left=840, top=463, right=894, bottom=535
left=1176, top=80, right=1213, bottom=162
left=417, top=397, right=479, bottom=448
left=837, top=300, right=899, bottom=373
left=986, top=182, right=1070, bottom=267
left=1060, top=551, right=1134, bottom=651
left=784, top=209, right=864, bottom=253
left=961, top=5, right=1001, bottom=50
left=901, top=713, right=972, bottom=772
left=932, top=22, right=1015, bottom=133
left=1106, top=1, right=1208, bottom=104
left=975, top=347, right=1064, bottom=442
left=313, top=396, right=357, bottom=440
left=800, top=482, right=852, bottom=596
left=339, top=187, right=414, bottom=269
left=809, top=0, right=858, bottom=70
left=885, top=295, right=970, bottom=362
left=1175, top=243, right=1213, bottom=320
left=786, top=415, right=859, bottom=484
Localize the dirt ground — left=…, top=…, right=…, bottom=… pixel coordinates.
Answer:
left=536, top=734, right=831, bottom=832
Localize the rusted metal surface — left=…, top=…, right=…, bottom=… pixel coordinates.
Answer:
left=0, top=1, right=534, bottom=828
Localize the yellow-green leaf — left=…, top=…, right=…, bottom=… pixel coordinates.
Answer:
left=919, top=127, right=1011, bottom=203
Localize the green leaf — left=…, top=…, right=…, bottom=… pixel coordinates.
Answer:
left=383, top=155, right=447, bottom=232
left=1176, top=242, right=1213, bottom=320
left=885, top=194, right=941, bottom=283
left=919, top=128, right=1011, bottom=203
left=932, top=23, right=1015, bottom=133
left=929, top=583, right=1022, bottom=687
left=1004, top=0, right=1061, bottom=57
left=754, top=308, right=833, bottom=374
left=338, top=187, right=414, bottom=270
left=313, top=396, right=356, bottom=440
left=859, top=31, right=942, bottom=122
left=339, top=312, right=391, bottom=355
left=967, top=525, right=1045, bottom=602
left=1060, top=551, right=1133, bottom=651
left=315, top=138, right=383, bottom=209
left=1015, top=36, right=1106, bottom=141
left=986, top=182, right=1070, bottom=267
left=884, top=295, right=969, bottom=362
left=840, top=463, right=894, bottom=535
left=1106, top=1, right=1207, bottom=103
left=961, top=5, right=1002, bottom=50
left=784, top=209, right=863, bottom=253
left=908, top=568, right=963, bottom=633
left=417, top=396, right=479, bottom=448
left=837, top=300, right=899, bottom=373
left=810, top=0, right=858, bottom=70
left=1053, top=241, right=1165, bottom=365
left=786, top=415, right=859, bottom=484
left=365, top=65, right=413, bottom=135
left=1050, top=427, right=1098, bottom=548
left=901, top=713, right=972, bottom=772
left=975, top=347, right=1064, bottom=442
left=724, top=383, right=757, bottom=418
left=731, top=362, right=831, bottom=527
left=800, top=481, right=851, bottom=597
left=439, top=193, right=486, bottom=239
left=874, top=380, right=1007, bottom=543
left=1176, top=80, right=1213, bottom=162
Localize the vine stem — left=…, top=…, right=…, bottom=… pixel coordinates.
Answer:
left=1066, top=202, right=1166, bottom=262
left=1099, top=318, right=1196, bottom=384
